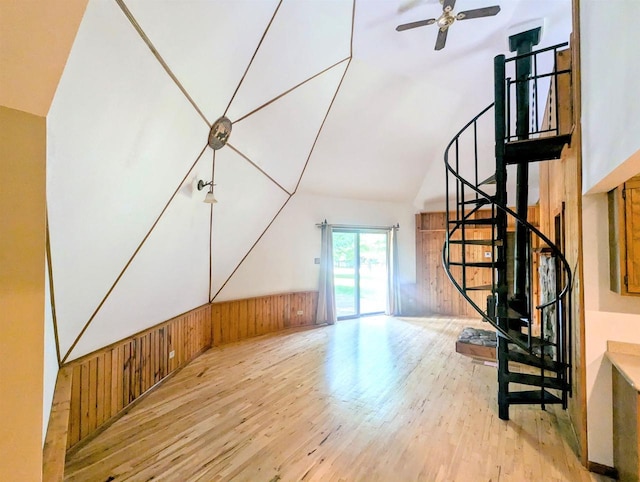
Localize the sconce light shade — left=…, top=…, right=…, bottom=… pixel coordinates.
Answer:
left=197, top=179, right=217, bottom=204
left=203, top=191, right=217, bottom=204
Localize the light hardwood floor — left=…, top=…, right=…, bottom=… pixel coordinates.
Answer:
left=64, top=316, right=611, bottom=481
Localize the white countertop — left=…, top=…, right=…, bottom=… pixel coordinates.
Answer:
left=607, top=340, right=640, bottom=392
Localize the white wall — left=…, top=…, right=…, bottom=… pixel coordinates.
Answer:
left=216, top=192, right=416, bottom=302
left=580, top=0, right=640, bottom=466
left=47, top=0, right=357, bottom=361
left=581, top=0, right=640, bottom=194
left=582, top=193, right=640, bottom=466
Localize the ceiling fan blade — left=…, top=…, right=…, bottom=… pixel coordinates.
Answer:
left=435, top=27, right=449, bottom=50
left=442, top=0, right=456, bottom=12
left=396, top=18, right=436, bottom=32
left=398, top=0, right=440, bottom=14
left=398, top=0, right=423, bottom=14
left=456, top=5, right=501, bottom=20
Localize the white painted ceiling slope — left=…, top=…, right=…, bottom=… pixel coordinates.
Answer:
left=47, top=0, right=571, bottom=360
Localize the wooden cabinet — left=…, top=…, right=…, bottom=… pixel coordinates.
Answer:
left=608, top=341, right=640, bottom=481
left=609, top=175, right=640, bottom=295
left=612, top=367, right=640, bottom=482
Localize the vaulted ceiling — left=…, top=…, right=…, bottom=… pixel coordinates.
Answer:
left=46, top=0, right=572, bottom=360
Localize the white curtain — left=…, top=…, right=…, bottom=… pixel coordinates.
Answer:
left=316, top=221, right=337, bottom=325
left=386, top=225, right=402, bottom=316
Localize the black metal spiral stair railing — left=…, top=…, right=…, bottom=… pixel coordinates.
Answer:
left=442, top=41, right=573, bottom=420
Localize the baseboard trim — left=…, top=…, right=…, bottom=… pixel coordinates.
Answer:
left=42, top=366, right=73, bottom=482
left=587, top=461, right=618, bottom=479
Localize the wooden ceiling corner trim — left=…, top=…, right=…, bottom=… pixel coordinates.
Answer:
left=226, top=143, right=291, bottom=196
left=223, top=0, right=283, bottom=118
left=114, top=0, right=211, bottom=128
left=292, top=57, right=352, bottom=194
left=233, top=57, right=350, bottom=124
left=569, top=0, right=588, bottom=465
left=208, top=149, right=216, bottom=302
left=45, top=210, right=62, bottom=367
left=350, top=0, right=356, bottom=58
left=61, top=143, right=209, bottom=364
left=210, top=195, right=293, bottom=302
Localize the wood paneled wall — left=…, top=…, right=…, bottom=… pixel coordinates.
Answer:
left=64, top=304, right=212, bottom=451
left=539, top=44, right=588, bottom=462
left=416, top=208, right=540, bottom=318
left=416, top=212, right=477, bottom=317
left=211, top=291, right=319, bottom=346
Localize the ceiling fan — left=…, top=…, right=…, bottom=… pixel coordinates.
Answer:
left=396, top=0, right=501, bottom=51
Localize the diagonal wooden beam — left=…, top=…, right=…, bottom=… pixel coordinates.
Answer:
left=62, top=144, right=209, bottom=363
left=350, top=0, right=356, bottom=57
left=114, top=0, right=211, bottom=128
left=45, top=211, right=62, bottom=367
left=233, top=57, right=350, bottom=124
left=223, top=0, right=283, bottom=118
left=210, top=195, right=293, bottom=302
left=226, top=143, right=292, bottom=196
left=208, top=149, right=216, bottom=302
left=292, top=58, right=352, bottom=194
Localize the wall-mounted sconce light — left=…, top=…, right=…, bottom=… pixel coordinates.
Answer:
left=197, top=180, right=217, bottom=204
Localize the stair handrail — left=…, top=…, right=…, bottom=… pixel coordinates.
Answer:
left=442, top=103, right=572, bottom=358
left=503, top=42, right=571, bottom=142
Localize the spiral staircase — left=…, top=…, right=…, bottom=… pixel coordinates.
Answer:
left=443, top=34, right=573, bottom=420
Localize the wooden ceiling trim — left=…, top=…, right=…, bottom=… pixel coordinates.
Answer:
left=114, top=0, right=211, bottom=128
left=46, top=211, right=62, bottom=367
left=570, top=0, right=588, bottom=466
left=61, top=143, right=209, bottom=364
left=210, top=195, right=293, bottom=302
left=292, top=58, right=352, bottom=194
left=208, top=149, right=216, bottom=304
left=226, top=143, right=292, bottom=196
left=233, top=57, right=350, bottom=124
left=212, top=58, right=353, bottom=301
left=350, top=0, right=356, bottom=58
left=223, top=0, right=283, bottom=119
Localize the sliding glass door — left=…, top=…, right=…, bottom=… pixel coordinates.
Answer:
left=332, top=230, right=388, bottom=319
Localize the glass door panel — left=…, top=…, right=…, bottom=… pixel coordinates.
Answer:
left=332, top=230, right=388, bottom=319
left=333, top=231, right=358, bottom=318
left=359, top=232, right=388, bottom=315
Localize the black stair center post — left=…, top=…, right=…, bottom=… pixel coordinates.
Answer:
left=509, top=27, right=541, bottom=315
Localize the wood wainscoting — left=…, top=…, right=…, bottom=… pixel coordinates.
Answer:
left=45, top=294, right=320, bottom=479
left=63, top=304, right=212, bottom=452
left=416, top=208, right=540, bottom=319
left=211, top=291, right=319, bottom=346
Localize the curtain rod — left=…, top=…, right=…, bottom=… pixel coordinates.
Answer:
left=315, top=220, right=399, bottom=230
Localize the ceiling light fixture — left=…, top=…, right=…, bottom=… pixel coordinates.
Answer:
left=197, top=180, right=218, bottom=204
left=208, top=116, right=232, bottom=150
